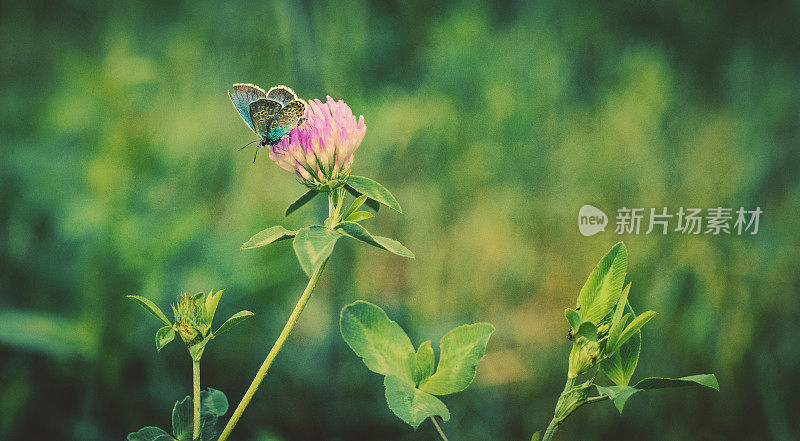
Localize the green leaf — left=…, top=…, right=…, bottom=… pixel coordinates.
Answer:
left=384, top=375, right=450, bottom=429
left=601, top=330, right=640, bottom=386
left=241, top=226, right=297, bottom=249
left=126, top=295, right=172, bottom=327
left=285, top=190, right=319, bottom=216
left=171, top=395, right=192, bottom=440
left=346, top=175, right=402, bottom=213
left=339, top=300, right=415, bottom=382
left=595, top=384, right=641, bottom=414
left=412, top=340, right=435, bottom=385
left=576, top=242, right=628, bottom=325
left=126, top=426, right=176, bottom=441
left=200, top=388, right=229, bottom=417
left=596, top=374, right=719, bottom=414
left=634, top=374, right=719, bottom=391
left=565, top=308, right=582, bottom=331
left=419, top=323, right=494, bottom=395
left=342, top=194, right=368, bottom=220
left=531, top=431, right=541, bottom=441
left=204, top=289, right=224, bottom=326
left=575, top=321, right=598, bottom=342
left=199, top=388, right=229, bottom=441
left=600, top=300, right=640, bottom=386
left=188, top=333, right=213, bottom=361
left=293, top=226, right=341, bottom=276
left=345, top=210, right=373, bottom=222
left=214, top=310, right=255, bottom=336
left=345, top=185, right=381, bottom=212
left=613, top=310, right=656, bottom=353
left=606, top=283, right=631, bottom=351
left=155, top=325, right=175, bottom=351
left=335, top=221, right=414, bottom=258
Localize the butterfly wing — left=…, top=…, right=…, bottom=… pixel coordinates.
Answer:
left=229, top=83, right=267, bottom=134
left=267, top=99, right=306, bottom=144
left=249, top=98, right=283, bottom=140
left=266, top=85, right=298, bottom=106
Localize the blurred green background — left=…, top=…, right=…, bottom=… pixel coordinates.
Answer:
left=1, top=0, right=799, bottom=440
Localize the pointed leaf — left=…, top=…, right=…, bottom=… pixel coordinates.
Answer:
left=335, top=221, right=414, bottom=258
left=531, top=431, right=541, bottom=441
left=345, top=210, right=373, bottom=222
left=384, top=375, right=450, bottom=429
left=204, top=289, right=224, bottom=325
left=412, top=340, right=435, bottom=385
left=613, top=310, right=657, bottom=352
left=597, top=374, right=718, bottom=414
left=285, top=190, right=319, bottom=216
left=601, top=330, right=640, bottom=386
left=241, top=226, right=297, bottom=249
left=419, top=323, right=494, bottom=395
left=634, top=374, right=719, bottom=391
left=576, top=242, right=628, bottom=324
left=595, top=385, right=641, bottom=414
left=126, top=295, right=172, bottom=326
left=346, top=175, right=402, bottom=212
left=339, top=300, right=415, bottom=382
left=343, top=194, right=368, bottom=220
left=126, top=426, right=175, bottom=441
left=293, top=226, right=340, bottom=276
left=600, top=301, right=640, bottom=386
left=214, top=310, right=255, bottom=336
left=155, top=325, right=175, bottom=351
left=606, top=283, right=631, bottom=352
left=171, top=396, right=193, bottom=440
left=345, top=184, right=381, bottom=212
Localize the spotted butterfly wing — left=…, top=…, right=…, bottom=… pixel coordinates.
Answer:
left=266, top=85, right=298, bottom=106
left=228, top=83, right=267, bottom=134
left=249, top=98, right=283, bottom=142
left=267, top=99, right=306, bottom=144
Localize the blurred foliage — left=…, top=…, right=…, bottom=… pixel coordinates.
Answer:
left=1, top=0, right=799, bottom=440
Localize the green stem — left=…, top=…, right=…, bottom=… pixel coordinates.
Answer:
left=193, top=358, right=201, bottom=440
left=216, top=259, right=328, bottom=441
left=430, top=416, right=449, bottom=441
left=542, top=418, right=559, bottom=441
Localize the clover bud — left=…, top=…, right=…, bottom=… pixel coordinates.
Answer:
left=173, top=292, right=209, bottom=346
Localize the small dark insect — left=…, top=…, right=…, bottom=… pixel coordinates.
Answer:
left=567, top=328, right=573, bottom=341
left=576, top=305, right=581, bottom=311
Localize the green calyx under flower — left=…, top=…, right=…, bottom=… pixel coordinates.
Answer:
left=303, top=170, right=351, bottom=192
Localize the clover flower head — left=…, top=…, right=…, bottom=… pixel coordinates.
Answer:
left=269, top=96, right=366, bottom=191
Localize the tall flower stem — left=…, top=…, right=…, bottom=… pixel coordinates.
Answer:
left=430, top=417, right=449, bottom=441
left=192, top=359, right=201, bottom=439
left=217, top=191, right=340, bottom=441
left=216, top=260, right=327, bottom=441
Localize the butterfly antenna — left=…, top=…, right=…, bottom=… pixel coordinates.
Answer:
left=253, top=146, right=259, bottom=163
left=238, top=139, right=258, bottom=151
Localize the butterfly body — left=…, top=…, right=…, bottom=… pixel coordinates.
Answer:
left=228, top=84, right=306, bottom=160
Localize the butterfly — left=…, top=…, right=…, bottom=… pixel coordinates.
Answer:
left=228, top=84, right=307, bottom=162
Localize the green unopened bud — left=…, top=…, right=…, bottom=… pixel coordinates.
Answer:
left=173, top=292, right=210, bottom=346
left=568, top=336, right=601, bottom=378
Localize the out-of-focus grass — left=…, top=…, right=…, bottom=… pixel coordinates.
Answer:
left=0, top=0, right=798, bottom=440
